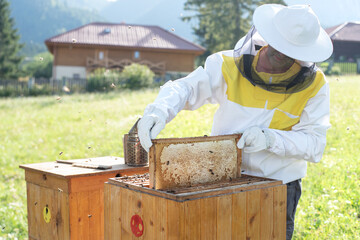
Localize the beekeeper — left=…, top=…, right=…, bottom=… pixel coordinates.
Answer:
left=138, top=4, right=333, bottom=239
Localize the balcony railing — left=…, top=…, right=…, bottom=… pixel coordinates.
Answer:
left=86, top=57, right=166, bottom=74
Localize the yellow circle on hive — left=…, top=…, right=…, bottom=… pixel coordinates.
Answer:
left=43, top=206, right=51, bottom=223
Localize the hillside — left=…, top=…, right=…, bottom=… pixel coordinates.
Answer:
left=99, top=0, right=195, bottom=41
left=61, top=0, right=195, bottom=41
left=8, top=0, right=105, bottom=56
left=59, top=0, right=111, bottom=11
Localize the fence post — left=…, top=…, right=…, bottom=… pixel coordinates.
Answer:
left=357, top=58, right=360, bottom=74
left=28, top=77, right=35, bottom=90
left=50, top=77, right=54, bottom=94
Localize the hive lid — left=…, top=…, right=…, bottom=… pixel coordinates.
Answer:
left=19, top=156, right=148, bottom=178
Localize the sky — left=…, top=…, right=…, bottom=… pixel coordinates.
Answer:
left=284, top=0, right=360, bottom=28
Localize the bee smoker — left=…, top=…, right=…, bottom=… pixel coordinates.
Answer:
left=123, top=119, right=148, bottom=166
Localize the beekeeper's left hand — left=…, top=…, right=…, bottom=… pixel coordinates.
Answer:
left=237, top=126, right=275, bottom=153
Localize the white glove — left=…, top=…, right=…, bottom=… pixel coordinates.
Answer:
left=137, top=109, right=167, bottom=152
left=237, top=126, right=275, bottom=153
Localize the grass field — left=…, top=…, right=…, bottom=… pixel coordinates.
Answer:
left=0, top=76, right=359, bottom=239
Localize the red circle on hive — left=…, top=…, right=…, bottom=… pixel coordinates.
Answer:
left=130, top=214, right=144, bottom=237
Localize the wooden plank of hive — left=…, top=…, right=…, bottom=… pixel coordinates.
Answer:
left=184, top=200, right=201, bottom=239
left=68, top=193, right=78, bottom=239
left=149, top=134, right=241, bottom=190
left=120, top=186, right=132, bottom=239
left=273, top=185, right=287, bottom=240
left=166, top=200, right=177, bottom=239
left=103, top=184, right=111, bottom=240
left=89, top=189, right=103, bottom=239
left=55, top=188, right=70, bottom=240
left=27, top=183, right=41, bottom=239
left=129, top=189, right=144, bottom=240
left=261, top=187, right=274, bottom=240
left=111, top=185, right=122, bottom=240
left=142, top=193, right=155, bottom=239
left=217, top=195, right=232, bottom=239
left=104, top=184, right=117, bottom=240
left=154, top=197, right=166, bottom=240
left=78, top=191, right=90, bottom=239
left=246, top=189, right=261, bottom=239
left=38, top=186, right=56, bottom=239
left=200, top=197, right=217, bottom=240
left=231, top=192, right=247, bottom=240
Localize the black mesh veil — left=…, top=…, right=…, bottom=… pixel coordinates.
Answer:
left=233, top=26, right=318, bottom=94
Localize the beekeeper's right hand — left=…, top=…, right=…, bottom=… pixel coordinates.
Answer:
left=138, top=109, right=166, bottom=152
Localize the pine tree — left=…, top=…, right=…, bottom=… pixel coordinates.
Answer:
left=183, top=0, right=284, bottom=64
left=0, top=0, right=23, bottom=79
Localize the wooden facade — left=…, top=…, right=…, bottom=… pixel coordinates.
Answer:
left=51, top=44, right=198, bottom=76
left=326, top=22, right=360, bottom=61
left=331, top=41, right=360, bottom=61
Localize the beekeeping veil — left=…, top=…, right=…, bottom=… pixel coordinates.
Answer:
left=233, top=4, right=333, bottom=94
left=233, top=26, right=316, bottom=93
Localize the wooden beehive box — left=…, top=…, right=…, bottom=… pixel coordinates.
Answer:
left=19, top=156, right=148, bottom=240
left=104, top=173, right=287, bottom=240
left=149, top=134, right=242, bottom=190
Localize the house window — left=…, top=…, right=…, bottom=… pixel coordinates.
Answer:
left=73, top=73, right=80, bottom=79
left=134, top=51, right=140, bottom=59
left=99, top=51, right=104, bottom=60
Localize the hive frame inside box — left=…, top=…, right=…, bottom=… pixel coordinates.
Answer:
left=148, top=134, right=242, bottom=190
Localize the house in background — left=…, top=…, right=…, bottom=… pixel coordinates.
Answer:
left=45, top=22, right=205, bottom=79
left=326, top=22, right=360, bottom=62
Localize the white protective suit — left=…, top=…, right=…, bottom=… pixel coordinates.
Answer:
left=143, top=29, right=330, bottom=184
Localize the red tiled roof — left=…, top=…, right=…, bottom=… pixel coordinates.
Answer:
left=326, top=22, right=360, bottom=42
left=45, top=22, right=205, bottom=53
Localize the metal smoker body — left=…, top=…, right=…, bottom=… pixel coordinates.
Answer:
left=124, top=119, right=148, bottom=166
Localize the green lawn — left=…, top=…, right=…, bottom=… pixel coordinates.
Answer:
left=0, top=76, right=359, bottom=239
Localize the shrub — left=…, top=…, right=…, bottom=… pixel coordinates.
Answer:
left=329, top=65, right=342, bottom=75
left=318, top=62, right=329, bottom=73
left=22, top=52, right=53, bottom=78
left=86, top=64, right=155, bottom=92
left=28, top=84, right=53, bottom=96
left=0, top=82, right=53, bottom=97
left=86, top=68, right=121, bottom=92
left=120, top=64, right=155, bottom=89
left=0, top=87, right=14, bottom=97
left=325, top=65, right=342, bottom=76
left=322, top=62, right=356, bottom=75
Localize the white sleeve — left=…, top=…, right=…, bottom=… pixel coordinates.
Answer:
left=267, top=82, right=331, bottom=163
left=143, top=52, right=226, bottom=123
